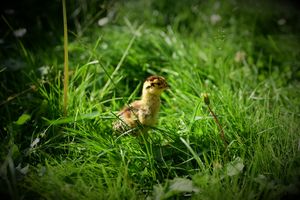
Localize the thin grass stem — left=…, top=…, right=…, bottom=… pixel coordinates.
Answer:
left=62, top=0, right=69, bottom=116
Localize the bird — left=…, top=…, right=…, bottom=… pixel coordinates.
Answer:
left=113, top=75, right=169, bottom=135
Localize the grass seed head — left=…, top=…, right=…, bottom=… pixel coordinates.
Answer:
left=202, top=93, right=210, bottom=105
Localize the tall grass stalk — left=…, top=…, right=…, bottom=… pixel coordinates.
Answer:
left=62, top=0, right=69, bottom=116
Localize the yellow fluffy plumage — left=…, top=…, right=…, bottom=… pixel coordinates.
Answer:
left=113, top=75, right=168, bottom=135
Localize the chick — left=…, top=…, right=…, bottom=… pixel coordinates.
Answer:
left=113, top=75, right=168, bottom=134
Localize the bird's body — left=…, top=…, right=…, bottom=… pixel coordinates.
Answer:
left=113, top=76, right=168, bottom=134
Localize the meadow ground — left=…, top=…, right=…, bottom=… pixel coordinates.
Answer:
left=1, top=0, right=300, bottom=199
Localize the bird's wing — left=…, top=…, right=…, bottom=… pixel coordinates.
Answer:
left=116, top=100, right=142, bottom=127
left=119, top=100, right=141, bottom=116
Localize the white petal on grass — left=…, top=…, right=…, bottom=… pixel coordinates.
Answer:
left=164, top=36, right=172, bottom=45
left=30, top=138, right=40, bottom=148
left=210, top=14, right=222, bottom=25
left=153, top=178, right=200, bottom=199
left=13, top=28, right=27, bottom=37
left=98, top=17, right=109, bottom=26
left=16, top=164, right=29, bottom=175
left=226, top=157, right=244, bottom=176
left=101, top=42, right=108, bottom=49
left=169, top=178, right=199, bottom=193
left=38, top=66, right=50, bottom=77
left=277, top=18, right=286, bottom=26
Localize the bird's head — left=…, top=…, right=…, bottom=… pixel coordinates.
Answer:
left=142, top=75, right=169, bottom=96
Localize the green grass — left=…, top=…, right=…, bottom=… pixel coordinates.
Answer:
left=1, top=0, right=300, bottom=199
